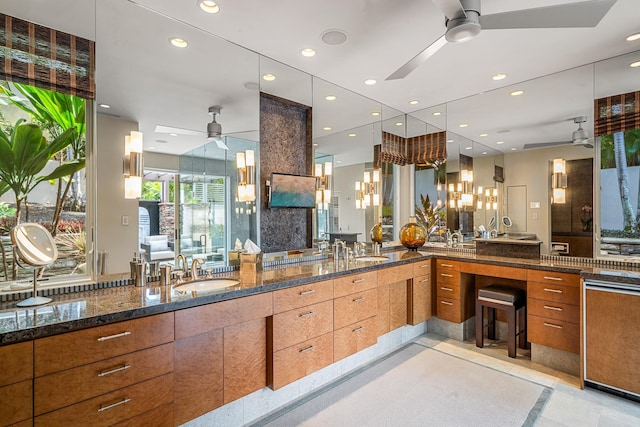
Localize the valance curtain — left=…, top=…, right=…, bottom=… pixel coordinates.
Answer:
left=375, top=131, right=447, bottom=167
left=0, top=13, right=95, bottom=99
left=594, top=90, right=640, bottom=137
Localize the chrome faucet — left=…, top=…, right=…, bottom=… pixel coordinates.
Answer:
left=191, top=258, right=205, bottom=280
left=451, top=231, right=463, bottom=248
left=176, top=254, right=187, bottom=274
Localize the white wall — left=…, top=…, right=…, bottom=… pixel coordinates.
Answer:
left=96, top=115, right=140, bottom=275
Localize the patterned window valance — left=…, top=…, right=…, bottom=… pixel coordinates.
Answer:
left=0, top=13, right=95, bottom=99
left=376, top=131, right=447, bottom=167
left=594, top=90, right=640, bottom=137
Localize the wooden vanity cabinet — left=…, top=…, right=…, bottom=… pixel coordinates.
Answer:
left=174, top=293, right=272, bottom=425
left=0, top=341, right=33, bottom=426
left=33, top=313, right=174, bottom=427
left=271, top=280, right=334, bottom=390
left=526, top=270, right=580, bottom=354
left=409, top=259, right=432, bottom=325
left=333, top=272, right=378, bottom=361
left=377, top=264, right=412, bottom=334
left=435, top=260, right=474, bottom=323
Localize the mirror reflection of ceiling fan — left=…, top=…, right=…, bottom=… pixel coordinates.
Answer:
left=154, top=105, right=257, bottom=150
left=523, top=116, right=594, bottom=150
left=386, top=0, right=617, bottom=80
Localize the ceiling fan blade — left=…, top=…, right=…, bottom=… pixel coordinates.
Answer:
left=522, top=141, right=572, bottom=150
left=479, top=0, right=616, bottom=30
left=432, top=0, right=466, bottom=20
left=385, top=35, right=447, bottom=80
left=155, top=124, right=204, bottom=136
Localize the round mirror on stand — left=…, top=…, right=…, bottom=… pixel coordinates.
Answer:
left=11, top=223, right=59, bottom=307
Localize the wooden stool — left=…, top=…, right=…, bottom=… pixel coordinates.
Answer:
left=475, top=284, right=527, bottom=358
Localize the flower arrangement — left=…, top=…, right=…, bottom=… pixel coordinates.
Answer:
left=415, top=194, right=445, bottom=239
left=580, top=203, right=593, bottom=232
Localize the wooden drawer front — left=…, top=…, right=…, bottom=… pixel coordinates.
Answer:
left=527, top=298, right=579, bottom=324
left=527, top=281, right=580, bottom=305
left=528, top=314, right=579, bottom=354
left=34, top=313, right=174, bottom=377
left=334, top=288, right=378, bottom=330
left=334, top=316, right=377, bottom=362
left=436, top=297, right=462, bottom=323
left=436, top=260, right=459, bottom=272
left=224, top=318, right=267, bottom=404
left=437, top=281, right=460, bottom=300
left=377, top=264, right=413, bottom=286
left=410, top=274, right=432, bottom=325
left=273, top=279, right=333, bottom=313
left=376, top=282, right=390, bottom=337
left=412, top=260, right=432, bottom=277
left=527, top=270, right=580, bottom=287
left=273, top=300, right=333, bottom=352
left=112, top=403, right=173, bottom=427
left=0, top=380, right=32, bottom=425
left=35, top=342, right=173, bottom=415
left=0, top=341, right=33, bottom=386
left=334, top=271, right=377, bottom=298
left=437, top=270, right=460, bottom=287
left=175, top=292, right=272, bottom=339
left=34, top=373, right=173, bottom=427
left=272, top=332, right=334, bottom=390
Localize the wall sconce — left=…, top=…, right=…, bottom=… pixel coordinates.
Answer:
left=123, top=131, right=143, bottom=199
left=315, top=162, right=332, bottom=211
left=355, top=169, right=380, bottom=209
left=448, top=170, right=474, bottom=209
left=552, top=158, right=567, bottom=204
left=476, top=186, right=499, bottom=210
left=236, top=150, right=256, bottom=202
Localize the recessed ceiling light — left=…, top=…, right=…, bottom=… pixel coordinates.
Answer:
left=496, top=141, right=504, bottom=145
left=364, top=79, right=377, bottom=85
left=395, top=122, right=403, bottom=126
left=510, top=90, right=524, bottom=96
left=325, top=95, right=336, bottom=101
left=243, top=81, right=259, bottom=91
left=482, top=151, right=488, bottom=155
left=148, top=146, right=157, bottom=150
left=492, top=73, right=507, bottom=81
left=511, top=147, right=517, bottom=151
left=631, top=61, right=640, bottom=68
left=446, top=139, right=454, bottom=143
left=480, top=133, right=488, bottom=137
left=320, top=29, right=348, bottom=45
left=371, top=111, right=380, bottom=116
left=337, top=160, right=342, bottom=163
left=465, top=146, right=472, bottom=150
left=432, top=111, right=442, bottom=116
left=459, top=123, right=468, bottom=128
left=301, top=48, right=316, bottom=57
left=198, top=0, right=219, bottom=14
left=409, top=100, right=420, bottom=105
left=98, top=103, right=110, bottom=109
left=155, top=139, right=168, bottom=144
left=169, top=133, right=178, bottom=137
left=323, top=126, right=332, bottom=131
left=169, top=37, right=188, bottom=48
left=626, top=33, right=640, bottom=42
left=348, top=133, right=356, bottom=137
left=262, top=73, right=276, bottom=81
left=313, top=143, right=318, bottom=147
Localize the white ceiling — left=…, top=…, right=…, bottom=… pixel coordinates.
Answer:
left=2, top=0, right=640, bottom=165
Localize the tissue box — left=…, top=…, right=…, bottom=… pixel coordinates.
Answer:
left=240, top=252, right=263, bottom=273
left=228, top=250, right=243, bottom=266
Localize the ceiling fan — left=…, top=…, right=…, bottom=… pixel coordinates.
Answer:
left=155, top=105, right=257, bottom=150
left=523, top=116, right=594, bottom=150
left=386, top=0, right=617, bottom=80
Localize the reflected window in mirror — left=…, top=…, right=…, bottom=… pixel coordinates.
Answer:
left=414, top=164, right=446, bottom=242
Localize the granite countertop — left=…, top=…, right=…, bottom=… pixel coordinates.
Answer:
left=1, top=247, right=639, bottom=345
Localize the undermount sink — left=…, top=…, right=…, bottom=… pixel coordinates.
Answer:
left=354, top=255, right=389, bottom=262
left=173, top=279, right=240, bottom=293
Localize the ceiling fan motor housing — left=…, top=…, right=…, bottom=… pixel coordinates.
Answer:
left=445, top=0, right=481, bottom=43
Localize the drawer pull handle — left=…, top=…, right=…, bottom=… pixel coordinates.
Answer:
left=299, top=311, right=315, bottom=319
left=440, top=301, right=453, bottom=306
left=98, top=364, right=131, bottom=377
left=300, top=345, right=315, bottom=353
left=352, top=278, right=365, bottom=284
left=543, top=322, right=563, bottom=329
left=543, top=288, right=563, bottom=294
left=440, top=273, right=453, bottom=278
left=543, top=276, right=563, bottom=281
left=352, top=326, right=365, bottom=333
left=98, top=398, right=131, bottom=412
left=299, top=289, right=316, bottom=296
left=353, top=296, right=366, bottom=303
left=420, top=264, right=429, bottom=268
left=97, top=331, right=131, bottom=342
left=420, top=278, right=430, bottom=283
left=543, top=305, right=563, bottom=312
left=440, top=286, right=453, bottom=291
left=440, top=263, right=453, bottom=267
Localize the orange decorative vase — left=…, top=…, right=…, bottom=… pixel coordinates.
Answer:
left=370, top=223, right=383, bottom=244
left=399, top=217, right=426, bottom=251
